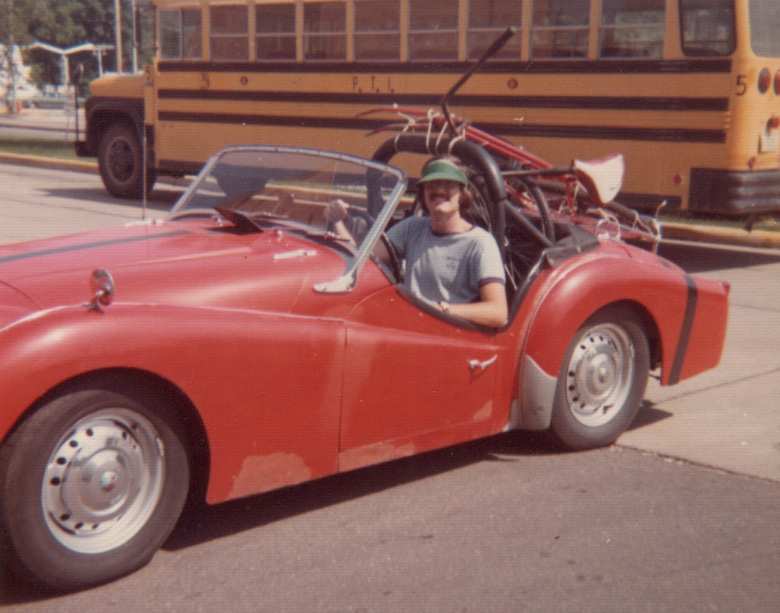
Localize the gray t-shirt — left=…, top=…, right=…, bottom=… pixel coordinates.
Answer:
left=387, top=216, right=505, bottom=306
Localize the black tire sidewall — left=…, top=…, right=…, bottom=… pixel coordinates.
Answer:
left=550, top=308, right=650, bottom=450
left=0, top=386, right=189, bottom=591
left=98, top=123, right=145, bottom=199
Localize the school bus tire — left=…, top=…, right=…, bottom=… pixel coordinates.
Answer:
left=98, top=123, right=155, bottom=199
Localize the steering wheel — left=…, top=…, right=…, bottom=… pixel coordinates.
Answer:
left=327, top=207, right=375, bottom=245
left=378, top=232, right=403, bottom=281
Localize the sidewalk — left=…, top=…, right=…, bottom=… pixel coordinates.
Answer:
left=0, top=107, right=94, bottom=173
left=0, top=106, right=86, bottom=135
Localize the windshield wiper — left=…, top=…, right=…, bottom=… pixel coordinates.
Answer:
left=169, top=208, right=222, bottom=222
left=214, top=206, right=263, bottom=232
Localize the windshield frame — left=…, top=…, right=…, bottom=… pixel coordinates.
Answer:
left=169, top=145, right=408, bottom=293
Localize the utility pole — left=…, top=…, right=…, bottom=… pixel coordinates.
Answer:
left=114, top=0, right=123, bottom=72
left=131, top=0, right=138, bottom=72
left=6, top=1, right=17, bottom=114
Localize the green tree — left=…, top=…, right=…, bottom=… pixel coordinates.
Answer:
left=26, top=0, right=118, bottom=89
left=5, top=1, right=156, bottom=92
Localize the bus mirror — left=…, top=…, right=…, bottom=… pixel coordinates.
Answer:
left=572, top=154, right=624, bottom=206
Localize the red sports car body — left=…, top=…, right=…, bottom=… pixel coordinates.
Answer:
left=0, top=144, right=728, bottom=591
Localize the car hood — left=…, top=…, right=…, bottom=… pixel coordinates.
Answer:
left=0, top=219, right=350, bottom=314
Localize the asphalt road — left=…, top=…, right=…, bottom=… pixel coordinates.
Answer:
left=0, top=162, right=777, bottom=611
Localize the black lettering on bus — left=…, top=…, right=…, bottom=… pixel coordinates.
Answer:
left=736, top=74, right=747, bottom=96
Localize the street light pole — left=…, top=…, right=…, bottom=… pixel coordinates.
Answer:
left=6, top=0, right=17, bottom=114
left=131, top=0, right=138, bottom=72
left=114, top=0, right=123, bottom=72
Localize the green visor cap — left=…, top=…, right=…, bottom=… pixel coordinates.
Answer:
left=418, top=159, right=468, bottom=186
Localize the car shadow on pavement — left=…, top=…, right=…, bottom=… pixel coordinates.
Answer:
left=0, top=431, right=561, bottom=602
left=0, top=418, right=663, bottom=602
left=41, top=187, right=178, bottom=212
left=627, top=400, right=673, bottom=431
left=659, top=240, right=780, bottom=273
left=163, top=431, right=559, bottom=553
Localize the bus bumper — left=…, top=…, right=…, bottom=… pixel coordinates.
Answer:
left=690, top=168, right=780, bottom=216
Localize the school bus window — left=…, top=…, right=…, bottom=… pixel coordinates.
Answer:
left=679, top=0, right=734, bottom=57
left=467, top=0, right=522, bottom=60
left=532, top=0, right=589, bottom=59
left=600, top=0, right=664, bottom=59
left=749, top=0, right=780, bottom=58
left=354, top=0, right=400, bottom=61
left=304, top=2, right=347, bottom=61
left=409, top=0, right=458, bottom=62
left=210, top=5, right=249, bottom=60
left=256, top=3, right=296, bottom=60
left=159, top=8, right=202, bottom=60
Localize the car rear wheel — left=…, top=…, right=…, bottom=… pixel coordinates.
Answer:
left=98, top=123, right=156, bottom=198
left=550, top=306, right=650, bottom=450
left=0, top=384, right=189, bottom=591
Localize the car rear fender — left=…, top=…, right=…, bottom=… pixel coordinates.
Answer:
left=670, top=274, right=729, bottom=383
left=0, top=302, right=346, bottom=504
left=510, top=254, right=721, bottom=430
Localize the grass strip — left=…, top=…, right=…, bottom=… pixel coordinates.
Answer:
left=0, top=137, right=79, bottom=160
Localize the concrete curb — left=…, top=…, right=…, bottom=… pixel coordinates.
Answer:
left=0, top=151, right=97, bottom=175
left=662, top=221, right=780, bottom=250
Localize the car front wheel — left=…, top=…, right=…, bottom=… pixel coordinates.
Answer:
left=0, top=384, right=189, bottom=591
left=550, top=307, right=650, bottom=450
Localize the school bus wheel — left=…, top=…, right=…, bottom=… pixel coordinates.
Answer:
left=98, top=123, right=155, bottom=199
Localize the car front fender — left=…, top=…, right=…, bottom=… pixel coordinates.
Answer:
left=0, top=302, right=346, bottom=504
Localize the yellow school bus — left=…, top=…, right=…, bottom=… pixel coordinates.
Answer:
left=78, top=0, right=780, bottom=216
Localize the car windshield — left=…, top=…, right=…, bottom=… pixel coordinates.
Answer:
left=170, top=146, right=407, bottom=253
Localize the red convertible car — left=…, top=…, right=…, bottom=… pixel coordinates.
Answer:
left=0, top=141, right=728, bottom=591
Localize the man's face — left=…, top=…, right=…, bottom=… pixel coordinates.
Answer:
left=423, top=180, right=462, bottom=217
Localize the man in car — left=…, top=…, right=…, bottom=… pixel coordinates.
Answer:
left=326, top=157, right=507, bottom=328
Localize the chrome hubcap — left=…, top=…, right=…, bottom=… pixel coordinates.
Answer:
left=565, top=323, right=634, bottom=427
left=42, top=409, right=165, bottom=554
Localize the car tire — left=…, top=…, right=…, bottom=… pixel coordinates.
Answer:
left=98, top=123, right=156, bottom=199
left=550, top=306, right=650, bottom=450
left=0, top=384, right=190, bottom=591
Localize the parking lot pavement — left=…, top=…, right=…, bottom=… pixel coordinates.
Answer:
left=620, top=240, right=780, bottom=482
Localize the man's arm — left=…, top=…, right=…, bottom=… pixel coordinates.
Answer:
left=324, top=199, right=356, bottom=244
left=440, top=281, right=508, bottom=328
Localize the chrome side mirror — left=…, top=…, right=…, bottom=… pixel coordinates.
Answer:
left=88, top=268, right=115, bottom=311
left=572, top=154, right=625, bottom=206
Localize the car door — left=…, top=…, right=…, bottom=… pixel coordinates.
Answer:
left=338, top=284, right=504, bottom=472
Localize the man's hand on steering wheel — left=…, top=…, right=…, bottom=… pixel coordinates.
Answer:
left=324, top=198, right=350, bottom=224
